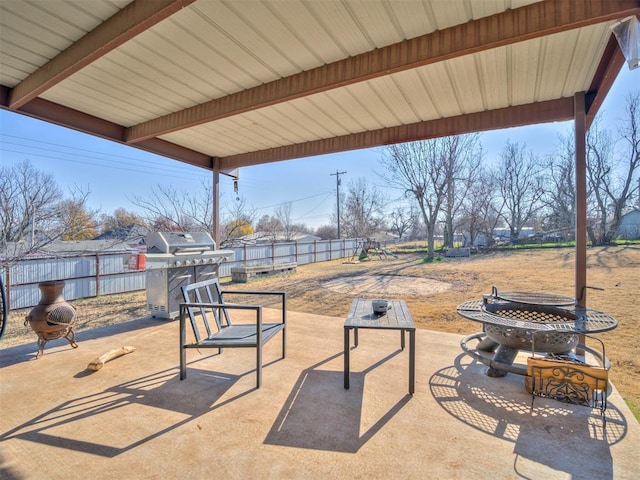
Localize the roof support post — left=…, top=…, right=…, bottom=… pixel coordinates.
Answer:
left=575, top=91, right=588, bottom=353
left=212, top=165, right=221, bottom=249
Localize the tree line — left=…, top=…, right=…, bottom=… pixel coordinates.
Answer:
left=2, top=92, right=638, bottom=262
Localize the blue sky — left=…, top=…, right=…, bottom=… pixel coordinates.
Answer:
left=1, top=67, right=638, bottom=230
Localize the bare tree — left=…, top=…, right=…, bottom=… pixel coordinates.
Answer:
left=381, top=140, right=448, bottom=258
left=315, top=224, right=337, bottom=240
left=586, top=92, right=640, bottom=245
left=459, top=167, right=499, bottom=246
left=1, top=160, right=62, bottom=252
left=441, top=134, right=483, bottom=247
left=339, top=177, right=385, bottom=238
left=255, top=214, right=283, bottom=241
left=58, top=187, right=99, bottom=240
left=543, top=133, right=576, bottom=238
left=388, top=205, right=417, bottom=240
left=219, top=196, right=257, bottom=247
left=493, top=141, right=545, bottom=243
left=129, top=180, right=213, bottom=232
left=99, top=208, right=146, bottom=235
left=275, top=201, right=299, bottom=241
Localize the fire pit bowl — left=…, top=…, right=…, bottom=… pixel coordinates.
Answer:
left=482, top=301, right=579, bottom=353
left=457, top=286, right=618, bottom=377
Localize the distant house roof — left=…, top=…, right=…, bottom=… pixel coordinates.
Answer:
left=237, top=232, right=322, bottom=245
left=94, top=225, right=148, bottom=243
left=43, top=239, right=138, bottom=254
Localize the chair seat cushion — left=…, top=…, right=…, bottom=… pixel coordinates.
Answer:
left=188, top=323, right=284, bottom=348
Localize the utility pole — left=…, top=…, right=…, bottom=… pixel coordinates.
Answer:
left=330, top=170, right=347, bottom=238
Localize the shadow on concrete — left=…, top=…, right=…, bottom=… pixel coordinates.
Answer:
left=0, top=316, right=165, bottom=367
left=265, top=350, right=412, bottom=453
left=429, top=353, right=628, bottom=479
left=0, top=357, right=259, bottom=458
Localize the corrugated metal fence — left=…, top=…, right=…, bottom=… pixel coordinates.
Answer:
left=2, top=238, right=360, bottom=310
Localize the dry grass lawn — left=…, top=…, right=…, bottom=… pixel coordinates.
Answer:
left=3, top=245, right=639, bottom=417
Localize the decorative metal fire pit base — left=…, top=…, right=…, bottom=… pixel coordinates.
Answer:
left=457, top=287, right=618, bottom=377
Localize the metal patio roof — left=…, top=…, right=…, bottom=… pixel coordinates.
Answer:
left=1, top=0, right=638, bottom=173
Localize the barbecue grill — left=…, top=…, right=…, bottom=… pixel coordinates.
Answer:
left=145, top=232, right=233, bottom=319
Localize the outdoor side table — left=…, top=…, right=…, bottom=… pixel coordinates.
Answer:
left=343, top=299, right=416, bottom=394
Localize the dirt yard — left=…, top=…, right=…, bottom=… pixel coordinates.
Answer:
left=3, top=246, right=639, bottom=417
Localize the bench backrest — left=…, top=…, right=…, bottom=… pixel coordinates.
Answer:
left=181, top=278, right=231, bottom=342
left=527, top=357, right=608, bottom=404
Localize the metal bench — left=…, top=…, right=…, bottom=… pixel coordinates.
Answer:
left=231, top=262, right=297, bottom=283
left=180, top=277, right=286, bottom=388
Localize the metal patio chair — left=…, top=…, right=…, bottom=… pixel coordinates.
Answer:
left=180, top=277, right=286, bottom=388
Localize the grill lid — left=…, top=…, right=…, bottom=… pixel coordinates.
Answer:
left=146, top=232, right=215, bottom=254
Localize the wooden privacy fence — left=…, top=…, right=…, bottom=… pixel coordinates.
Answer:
left=2, top=238, right=360, bottom=311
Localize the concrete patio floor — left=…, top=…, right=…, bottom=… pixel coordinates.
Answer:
left=1, top=309, right=638, bottom=479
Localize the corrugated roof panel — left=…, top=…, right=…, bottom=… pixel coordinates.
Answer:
left=303, top=92, right=368, bottom=134
left=445, top=55, right=486, bottom=113
left=164, top=124, right=239, bottom=156
left=367, top=75, right=421, bottom=125
left=329, top=86, right=387, bottom=131
left=561, top=23, right=614, bottom=96
left=536, top=30, right=580, bottom=101
left=188, top=117, right=272, bottom=156
left=249, top=108, right=314, bottom=144
left=171, top=7, right=276, bottom=88
left=475, top=46, right=510, bottom=110
left=264, top=1, right=345, bottom=65
left=345, top=82, right=403, bottom=128
left=414, top=63, right=464, bottom=118
left=304, top=0, right=373, bottom=56
left=0, top=38, right=46, bottom=86
left=285, top=97, right=354, bottom=137
left=225, top=1, right=323, bottom=72
left=119, top=31, right=227, bottom=102
left=382, top=1, right=438, bottom=39
left=342, top=1, right=405, bottom=47
left=41, top=76, right=156, bottom=126
left=470, top=0, right=542, bottom=20
left=509, top=39, right=543, bottom=106
left=0, top=0, right=130, bottom=86
left=192, top=1, right=300, bottom=78
left=430, top=1, right=472, bottom=30
left=132, top=24, right=242, bottom=99
left=391, top=69, right=440, bottom=121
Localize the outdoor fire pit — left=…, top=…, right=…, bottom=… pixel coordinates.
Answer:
left=457, top=286, right=617, bottom=377
left=25, top=280, right=78, bottom=358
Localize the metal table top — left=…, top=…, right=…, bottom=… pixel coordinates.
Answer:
left=456, top=299, right=618, bottom=334
left=345, top=299, right=415, bottom=330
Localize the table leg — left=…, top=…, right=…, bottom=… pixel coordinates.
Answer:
left=344, top=326, right=350, bottom=389
left=401, top=329, right=405, bottom=350
left=409, top=329, right=415, bottom=394
left=354, top=327, right=358, bottom=347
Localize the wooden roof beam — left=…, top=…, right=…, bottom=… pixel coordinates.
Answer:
left=218, top=97, right=575, bottom=170
left=8, top=0, right=196, bottom=110
left=585, top=34, right=627, bottom=128
left=126, top=0, right=640, bottom=144
left=7, top=96, right=212, bottom=169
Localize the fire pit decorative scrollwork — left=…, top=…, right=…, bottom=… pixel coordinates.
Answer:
left=457, top=286, right=617, bottom=377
